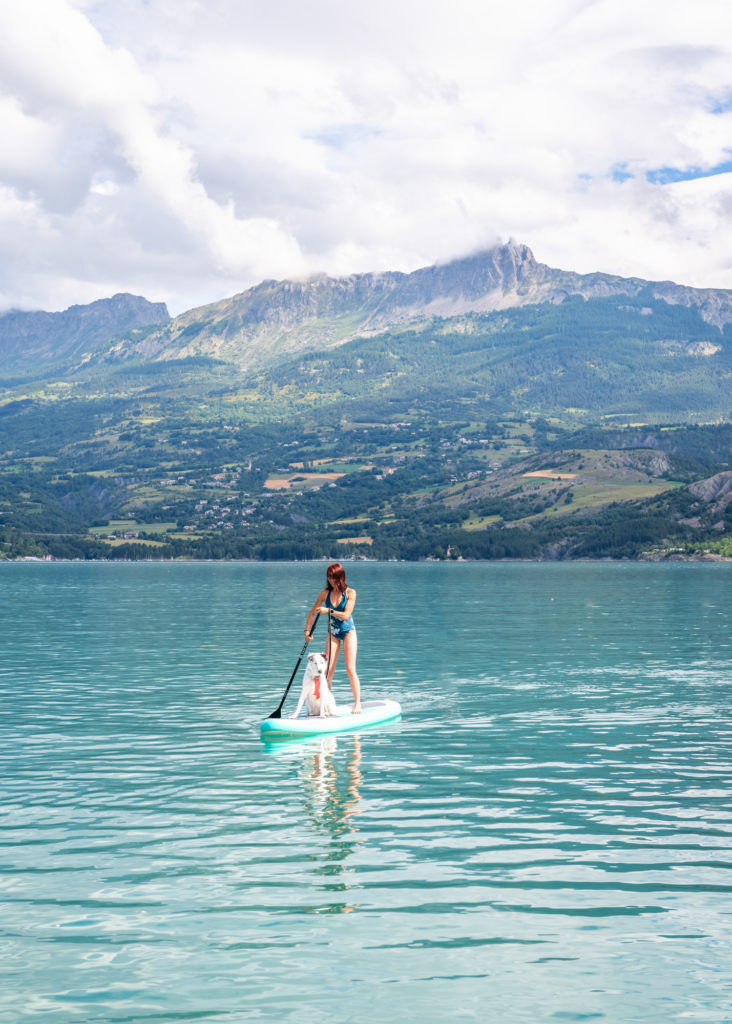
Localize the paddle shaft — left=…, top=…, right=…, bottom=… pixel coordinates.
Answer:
left=268, top=610, right=321, bottom=718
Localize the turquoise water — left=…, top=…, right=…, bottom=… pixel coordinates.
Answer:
left=1, top=561, right=731, bottom=1023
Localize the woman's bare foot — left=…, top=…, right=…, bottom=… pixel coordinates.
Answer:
left=353, top=703, right=362, bottom=714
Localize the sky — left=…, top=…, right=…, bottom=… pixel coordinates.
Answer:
left=2, top=0, right=732, bottom=316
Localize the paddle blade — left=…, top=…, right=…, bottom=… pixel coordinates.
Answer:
left=268, top=707, right=282, bottom=719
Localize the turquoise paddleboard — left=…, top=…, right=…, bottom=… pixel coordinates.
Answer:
left=260, top=698, right=402, bottom=740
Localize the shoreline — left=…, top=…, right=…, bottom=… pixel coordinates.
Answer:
left=4, top=554, right=731, bottom=565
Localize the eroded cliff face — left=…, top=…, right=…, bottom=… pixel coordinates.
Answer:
left=689, top=470, right=732, bottom=502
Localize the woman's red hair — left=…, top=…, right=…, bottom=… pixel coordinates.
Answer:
left=326, top=562, right=347, bottom=591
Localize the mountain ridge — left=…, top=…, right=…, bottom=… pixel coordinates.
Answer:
left=4, top=243, right=732, bottom=376
left=105, top=242, right=732, bottom=370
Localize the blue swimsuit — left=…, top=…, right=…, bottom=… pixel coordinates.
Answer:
left=326, top=589, right=355, bottom=640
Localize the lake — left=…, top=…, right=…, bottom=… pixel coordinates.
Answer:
left=1, top=561, right=731, bottom=1022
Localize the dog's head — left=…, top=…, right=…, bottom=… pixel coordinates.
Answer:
left=306, top=652, right=327, bottom=681
left=305, top=652, right=328, bottom=700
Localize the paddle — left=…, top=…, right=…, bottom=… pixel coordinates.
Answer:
left=268, top=611, right=321, bottom=718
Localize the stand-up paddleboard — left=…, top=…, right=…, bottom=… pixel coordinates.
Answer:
left=260, top=698, right=402, bottom=741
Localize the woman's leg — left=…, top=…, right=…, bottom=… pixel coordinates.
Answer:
left=325, top=634, right=340, bottom=688
left=342, top=631, right=361, bottom=711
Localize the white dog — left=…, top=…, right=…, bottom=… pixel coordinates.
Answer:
left=290, top=652, right=337, bottom=719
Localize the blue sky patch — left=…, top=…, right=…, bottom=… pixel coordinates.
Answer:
left=611, top=163, right=633, bottom=183
left=647, top=158, right=732, bottom=185
left=710, top=95, right=732, bottom=115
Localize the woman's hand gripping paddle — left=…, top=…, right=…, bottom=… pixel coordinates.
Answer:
left=268, top=612, right=320, bottom=718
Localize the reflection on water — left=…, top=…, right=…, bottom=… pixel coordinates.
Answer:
left=265, top=734, right=364, bottom=913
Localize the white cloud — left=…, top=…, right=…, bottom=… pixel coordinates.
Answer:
left=1, top=0, right=732, bottom=314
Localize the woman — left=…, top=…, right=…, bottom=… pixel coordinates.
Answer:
left=304, top=562, right=361, bottom=713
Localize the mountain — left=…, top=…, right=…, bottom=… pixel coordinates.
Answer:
left=0, top=293, right=169, bottom=371
left=4, top=244, right=732, bottom=377
left=103, top=242, right=732, bottom=370
left=1, top=243, right=731, bottom=562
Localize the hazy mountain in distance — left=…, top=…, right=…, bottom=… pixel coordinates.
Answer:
left=0, top=294, right=170, bottom=371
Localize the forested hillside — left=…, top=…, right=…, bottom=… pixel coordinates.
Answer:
left=251, top=294, right=732, bottom=422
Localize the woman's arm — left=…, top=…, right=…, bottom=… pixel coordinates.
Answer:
left=304, top=589, right=328, bottom=636
left=329, top=587, right=356, bottom=621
